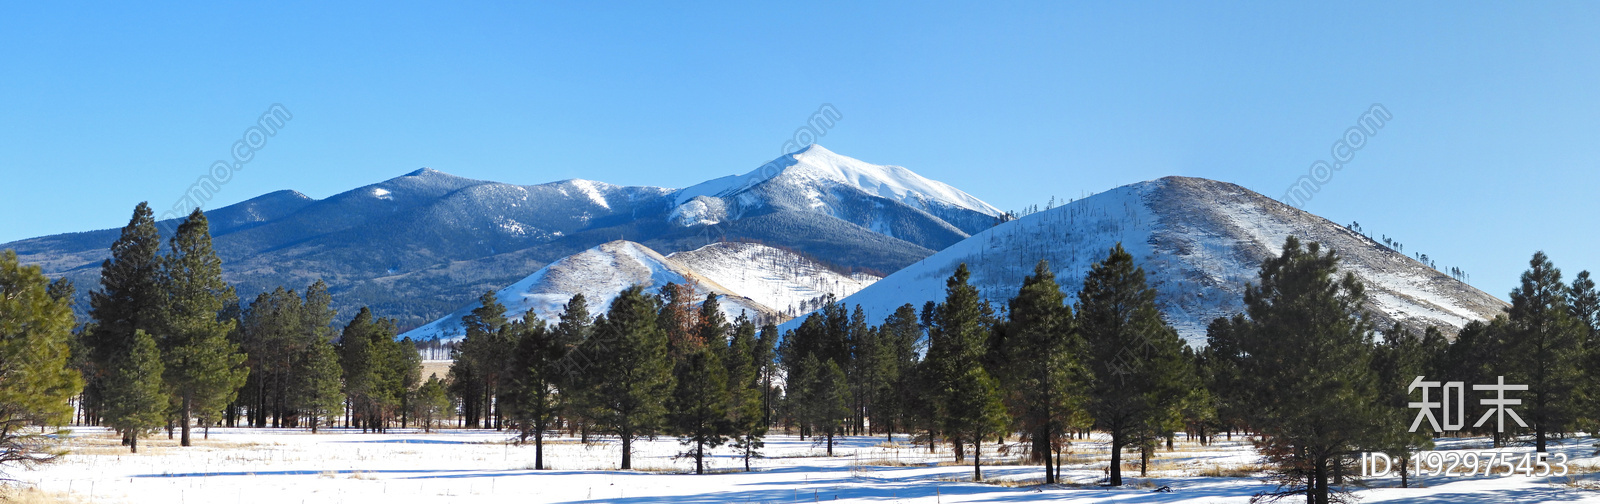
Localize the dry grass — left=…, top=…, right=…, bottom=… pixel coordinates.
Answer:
left=1197, top=462, right=1270, bottom=478
left=0, top=487, right=83, bottom=504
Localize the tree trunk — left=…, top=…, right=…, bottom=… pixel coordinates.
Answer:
left=621, top=432, right=633, bottom=470
left=535, top=430, right=545, bottom=470
left=130, top=434, right=138, bottom=454
left=1108, top=430, right=1123, bottom=486
left=180, top=395, right=193, bottom=447
left=973, top=436, right=983, bottom=481
left=695, top=439, right=705, bottom=475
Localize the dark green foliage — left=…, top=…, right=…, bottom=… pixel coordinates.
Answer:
left=1077, top=244, right=1188, bottom=487
left=1231, top=237, right=1383, bottom=504
left=1370, top=324, right=1437, bottom=487
left=84, top=203, right=166, bottom=426
left=502, top=317, right=564, bottom=469
left=295, top=334, right=344, bottom=432
left=589, top=286, right=674, bottom=470
left=411, top=375, right=450, bottom=433
left=158, top=209, right=248, bottom=447
left=453, top=290, right=513, bottom=429
left=670, top=345, right=729, bottom=474
left=1504, top=252, right=1583, bottom=453
left=725, top=314, right=768, bottom=471
left=0, top=250, right=86, bottom=467
left=338, top=308, right=418, bottom=432
left=994, top=261, right=1084, bottom=483
left=102, top=330, right=166, bottom=453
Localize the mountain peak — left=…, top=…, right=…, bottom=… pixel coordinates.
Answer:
left=673, top=147, right=1001, bottom=217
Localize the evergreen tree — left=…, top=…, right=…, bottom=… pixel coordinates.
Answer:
left=502, top=317, right=564, bottom=469
left=725, top=314, right=767, bottom=471
left=876, top=304, right=923, bottom=442
left=238, top=287, right=301, bottom=428
left=924, top=264, right=1005, bottom=465
left=670, top=345, right=729, bottom=474
left=590, top=286, right=674, bottom=469
left=755, top=323, right=780, bottom=429
left=996, top=261, right=1084, bottom=484
left=1504, top=252, right=1583, bottom=453
left=85, top=202, right=166, bottom=425
left=102, top=330, right=166, bottom=453
left=810, top=358, right=853, bottom=456
left=0, top=250, right=87, bottom=467
left=294, top=335, right=343, bottom=433
left=454, top=291, right=512, bottom=429
left=1234, top=237, right=1384, bottom=504
left=411, top=375, right=450, bottom=433
left=1077, top=244, right=1187, bottom=487
left=944, top=365, right=1009, bottom=481
left=553, top=294, right=596, bottom=441
left=158, top=209, right=248, bottom=447
left=338, top=308, right=415, bottom=432
left=1371, top=324, right=1436, bottom=488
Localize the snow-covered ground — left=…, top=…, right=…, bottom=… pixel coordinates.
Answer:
left=15, top=428, right=1597, bottom=503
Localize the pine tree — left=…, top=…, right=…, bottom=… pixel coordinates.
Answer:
left=925, top=264, right=1004, bottom=465
left=1371, top=324, right=1436, bottom=488
left=1505, top=252, right=1583, bottom=453
left=997, top=261, right=1084, bottom=484
left=0, top=250, right=86, bottom=466
left=85, top=202, right=166, bottom=425
left=294, top=335, right=343, bottom=433
left=1077, top=244, right=1187, bottom=487
left=411, top=375, right=450, bottom=433
left=590, top=286, right=674, bottom=470
left=158, top=209, right=248, bottom=447
left=502, top=317, right=564, bottom=469
left=455, top=291, right=511, bottom=429
left=944, top=366, right=1008, bottom=481
left=239, top=287, right=301, bottom=428
left=670, top=345, right=729, bottom=474
left=1234, top=237, right=1384, bottom=504
left=876, top=304, right=928, bottom=441
left=553, top=294, right=596, bottom=442
left=725, top=313, right=767, bottom=471
left=102, top=330, right=166, bottom=453
left=812, top=358, right=853, bottom=456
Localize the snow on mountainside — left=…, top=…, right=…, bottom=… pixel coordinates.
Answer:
left=666, top=145, right=1001, bottom=251
left=667, top=242, right=880, bottom=318
left=400, top=240, right=777, bottom=341
left=674, top=145, right=1001, bottom=217
left=806, top=176, right=1508, bottom=344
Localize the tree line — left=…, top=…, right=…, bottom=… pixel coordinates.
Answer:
left=1, top=202, right=1596, bottom=503
left=70, top=203, right=424, bottom=451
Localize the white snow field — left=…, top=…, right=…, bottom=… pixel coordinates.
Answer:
left=15, top=428, right=1598, bottom=503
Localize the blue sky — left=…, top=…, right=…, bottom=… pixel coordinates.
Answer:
left=2, top=1, right=1597, bottom=299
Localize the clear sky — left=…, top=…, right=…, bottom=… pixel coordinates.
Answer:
left=2, top=1, right=1597, bottom=299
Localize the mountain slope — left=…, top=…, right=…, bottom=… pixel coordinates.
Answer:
left=666, top=242, right=879, bottom=318
left=400, top=240, right=777, bottom=341
left=3, top=146, right=995, bottom=330
left=808, top=176, right=1507, bottom=344
left=668, top=145, right=1000, bottom=250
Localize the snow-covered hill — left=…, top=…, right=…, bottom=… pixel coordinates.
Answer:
left=804, top=176, right=1508, bottom=344
left=400, top=240, right=778, bottom=341
left=667, top=242, right=879, bottom=318
left=668, top=145, right=1001, bottom=249
left=7, top=146, right=992, bottom=330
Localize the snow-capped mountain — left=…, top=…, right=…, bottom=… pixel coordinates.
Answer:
left=400, top=240, right=779, bottom=341
left=668, top=145, right=1001, bottom=250
left=6, top=146, right=991, bottom=330
left=803, top=176, right=1508, bottom=344
left=666, top=242, right=880, bottom=318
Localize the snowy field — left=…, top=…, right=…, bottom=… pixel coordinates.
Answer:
left=12, top=428, right=1600, bottom=503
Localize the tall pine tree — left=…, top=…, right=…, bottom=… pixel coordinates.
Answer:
left=1077, top=244, right=1187, bottom=487
left=1505, top=251, right=1583, bottom=453
left=158, top=209, right=248, bottom=447
left=0, top=250, right=86, bottom=466
left=590, top=286, right=674, bottom=470
left=997, top=260, right=1085, bottom=484
left=85, top=202, right=166, bottom=425
left=1234, top=237, right=1384, bottom=504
